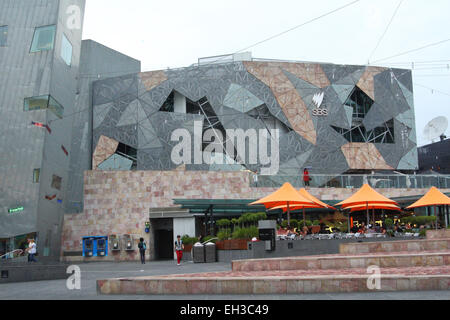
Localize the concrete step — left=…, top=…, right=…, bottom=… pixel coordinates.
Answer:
left=97, top=265, right=450, bottom=295
left=231, top=251, right=450, bottom=272
left=339, top=239, right=450, bottom=254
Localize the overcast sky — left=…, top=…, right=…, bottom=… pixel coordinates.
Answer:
left=82, top=0, right=450, bottom=147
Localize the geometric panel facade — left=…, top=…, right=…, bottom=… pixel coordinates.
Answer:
left=92, top=60, right=418, bottom=180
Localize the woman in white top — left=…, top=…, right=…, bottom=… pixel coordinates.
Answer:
left=27, top=239, right=37, bottom=262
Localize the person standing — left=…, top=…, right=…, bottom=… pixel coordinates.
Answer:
left=138, top=238, right=147, bottom=264
left=174, top=235, right=184, bottom=266
left=303, top=168, right=311, bottom=187
left=27, top=239, right=37, bottom=263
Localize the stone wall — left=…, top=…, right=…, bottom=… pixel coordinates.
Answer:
left=427, top=229, right=450, bottom=239
left=61, top=170, right=450, bottom=261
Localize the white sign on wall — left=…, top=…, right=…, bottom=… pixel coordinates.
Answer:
left=311, top=92, right=328, bottom=116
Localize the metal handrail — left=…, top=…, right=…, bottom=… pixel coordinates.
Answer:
left=202, top=238, right=218, bottom=245
left=0, top=249, right=24, bottom=260
left=249, top=172, right=450, bottom=189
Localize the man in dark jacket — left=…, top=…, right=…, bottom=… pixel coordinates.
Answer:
left=138, top=238, right=147, bottom=264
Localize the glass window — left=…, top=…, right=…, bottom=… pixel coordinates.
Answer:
left=61, top=34, right=72, bottom=66
left=24, top=95, right=50, bottom=111
left=30, top=25, right=56, bottom=53
left=345, top=87, right=374, bottom=120
left=48, top=96, right=64, bottom=119
left=33, top=169, right=40, bottom=183
left=0, top=25, right=7, bottom=47
left=24, top=95, right=64, bottom=119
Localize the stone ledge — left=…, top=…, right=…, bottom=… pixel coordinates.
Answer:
left=340, top=239, right=450, bottom=254
left=97, top=273, right=450, bottom=295
left=231, top=251, right=450, bottom=272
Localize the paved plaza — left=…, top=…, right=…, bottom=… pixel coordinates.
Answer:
left=0, top=260, right=449, bottom=300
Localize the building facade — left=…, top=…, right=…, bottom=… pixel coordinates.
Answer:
left=0, top=0, right=140, bottom=258
left=418, top=138, right=450, bottom=174
left=91, top=58, right=419, bottom=189
left=1, top=1, right=426, bottom=261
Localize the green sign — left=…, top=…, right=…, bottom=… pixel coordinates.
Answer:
left=8, top=207, right=24, bottom=213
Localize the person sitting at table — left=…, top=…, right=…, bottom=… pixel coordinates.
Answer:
left=299, top=226, right=309, bottom=237
left=358, top=223, right=366, bottom=234
left=394, top=224, right=403, bottom=233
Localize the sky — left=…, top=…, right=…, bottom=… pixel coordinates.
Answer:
left=82, top=0, right=450, bottom=147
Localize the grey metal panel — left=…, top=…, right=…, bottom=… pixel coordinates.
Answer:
left=91, top=61, right=417, bottom=178
left=0, top=0, right=60, bottom=239
left=36, top=0, right=86, bottom=258
left=66, top=39, right=141, bottom=214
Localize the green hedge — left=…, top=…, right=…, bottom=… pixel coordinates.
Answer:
left=181, top=235, right=198, bottom=245
left=400, top=216, right=436, bottom=226
left=298, top=220, right=313, bottom=227
left=217, top=219, right=231, bottom=227
left=217, top=230, right=231, bottom=241
left=232, top=226, right=259, bottom=240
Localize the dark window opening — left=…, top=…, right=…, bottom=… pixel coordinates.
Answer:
left=115, top=142, right=138, bottom=170
left=332, top=119, right=395, bottom=144
left=344, top=87, right=374, bottom=120
left=159, top=93, right=244, bottom=165
left=246, top=104, right=293, bottom=135
left=159, top=92, right=174, bottom=112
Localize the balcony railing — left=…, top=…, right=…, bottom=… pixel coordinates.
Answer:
left=249, top=173, right=450, bottom=189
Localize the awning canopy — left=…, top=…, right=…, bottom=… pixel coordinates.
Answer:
left=406, top=187, right=450, bottom=209
left=172, top=199, right=265, bottom=216
left=336, top=184, right=398, bottom=208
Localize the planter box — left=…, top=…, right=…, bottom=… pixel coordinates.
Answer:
left=183, top=244, right=193, bottom=253
left=216, top=239, right=249, bottom=250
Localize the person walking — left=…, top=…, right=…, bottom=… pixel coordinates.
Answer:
left=174, top=235, right=184, bottom=266
left=303, top=168, right=311, bottom=187
left=26, top=239, right=37, bottom=263
left=138, top=238, right=147, bottom=264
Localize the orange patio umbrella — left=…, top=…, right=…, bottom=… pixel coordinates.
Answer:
left=249, top=182, right=315, bottom=226
left=269, top=188, right=336, bottom=226
left=406, top=187, right=450, bottom=229
left=336, top=184, right=399, bottom=225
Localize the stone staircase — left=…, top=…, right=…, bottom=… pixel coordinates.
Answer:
left=97, top=237, right=450, bottom=295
